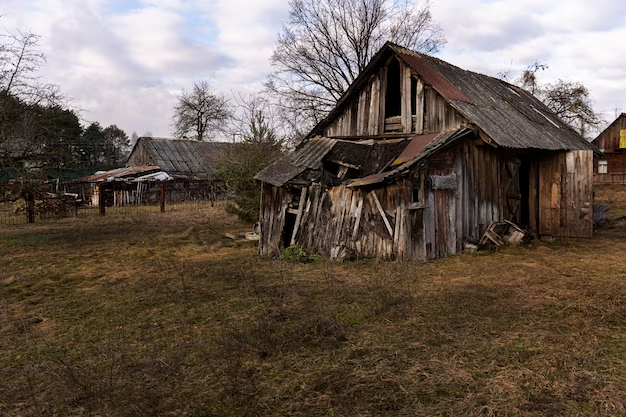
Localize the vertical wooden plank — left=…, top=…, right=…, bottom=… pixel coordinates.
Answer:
left=456, top=146, right=464, bottom=252
left=403, top=64, right=412, bottom=133
left=369, top=76, right=380, bottom=135
left=415, top=79, right=424, bottom=134
left=378, top=66, right=387, bottom=135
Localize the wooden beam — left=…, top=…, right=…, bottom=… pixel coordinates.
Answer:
left=369, top=191, right=393, bottom=237
left=403, top=63, right=412, bottom=133
left=290, top=187, right=308, bottom=245
left=352, top=193, right=364, bottom=240
left=415, top=79, right=424, bottom=134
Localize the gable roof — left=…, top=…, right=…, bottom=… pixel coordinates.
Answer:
left=591, top=113, right=626, bottom=145
left=129, top=137, right=232, bottom=179
left=309, top=42, right=595, bottom=152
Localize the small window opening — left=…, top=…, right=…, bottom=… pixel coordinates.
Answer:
left=385, top=59, right=401, bottom=118
left=412, top=176, right=421, bottom=203
left=620, top=130, right=626, bottom=148
left=598, top=160, right=608, bottom=174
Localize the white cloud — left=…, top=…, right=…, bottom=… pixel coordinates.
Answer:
left=0, top=0, right=624, bottom=137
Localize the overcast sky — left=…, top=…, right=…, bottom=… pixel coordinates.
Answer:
left=1, top=0, right=624, bottom=137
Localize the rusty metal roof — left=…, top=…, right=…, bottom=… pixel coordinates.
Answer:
left=309, top=42, right=596, bottom=152
left=391, top=133, right=440, bottom=166
left=396, top=51, right=471, bottom=104
left=75, top=165, right=161, bottom=183
left=389, top=45, right=596, bottom=151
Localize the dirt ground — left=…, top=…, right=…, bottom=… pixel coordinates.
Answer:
left=0, top=195, right=624, bottom=416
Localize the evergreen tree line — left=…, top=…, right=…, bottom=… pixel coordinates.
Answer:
left=0, top=91, right=130, bottom=178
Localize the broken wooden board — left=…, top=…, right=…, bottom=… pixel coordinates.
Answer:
left=479, top=220, right=525, bottom=247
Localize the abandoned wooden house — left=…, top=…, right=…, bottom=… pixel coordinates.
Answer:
left=256, top=42, right=597, bottom=261
left=591, top=113, right=626, bottom=184
left=74, top=137, right=232, bottom=206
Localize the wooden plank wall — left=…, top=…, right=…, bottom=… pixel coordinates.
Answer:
left=594, top=115, right=626, bottom=152
left=460, top=142, right=506, bottom=244
left=259, top=177, right=452, bottom=261
left=323, top=58, right=466, bottom=139
left=593, top=153, right=626, bottom=181
left=126, top=141, right=154, bottom=167
left=259, top=183, right=291, bottom=256
left=539, top=150, right=593, bottom=238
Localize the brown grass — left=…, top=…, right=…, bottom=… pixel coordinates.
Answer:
left=0, top=196, right=625, bottom=416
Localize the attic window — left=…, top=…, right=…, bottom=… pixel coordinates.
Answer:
left=620, top=130, right=626, bottom=148
left=385, top=59, right=401, bottom=118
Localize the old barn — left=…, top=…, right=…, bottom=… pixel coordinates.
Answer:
left=256, top=43, right=596, bottom=261
left=74, top=137, right=232, bottom=207
left=592, top=113, right=626, bottom=184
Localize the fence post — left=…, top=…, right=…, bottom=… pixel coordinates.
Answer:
left=160, top=182, right=165, bottom=212
left=99, top=184, right=106, bottom=216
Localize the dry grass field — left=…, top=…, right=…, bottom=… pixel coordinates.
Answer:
left=0, top=193, right=625, bottom=416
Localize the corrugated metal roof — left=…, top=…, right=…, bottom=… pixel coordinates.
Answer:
left=396, top=51, right=471, bottom=104
left=138, top=138, right=233, bottom=178
left=291, top=137, right=337, bottom=169
left=75, top=166, right=160, bottom=182
left=391, top=133, right=440, bottom=166
left=256, top=137, right=338, bottom=187
left=389, top=45, right=596, bottom=151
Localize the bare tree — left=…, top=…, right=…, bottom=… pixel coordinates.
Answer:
left=171, top=80, right=231, bottom=141
left=267, top=0, right=446, bottom=129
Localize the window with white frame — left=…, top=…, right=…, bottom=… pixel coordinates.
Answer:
left=598, top=160, right=608, bottom=174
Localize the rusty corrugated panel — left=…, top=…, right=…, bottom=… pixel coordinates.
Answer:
left=391, top=133, right=440, bottom=166
left=397, top=52, right=471, bottom=104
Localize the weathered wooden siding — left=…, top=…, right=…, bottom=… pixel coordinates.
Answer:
left=460, top=143, right=506, bottom=243
left=323, top=59, right=467, bottom=139
left=259, top=183, right=291, bottom=256
left=594, top=115, right=626, bottom=152
left=539, top=150, right=593, bottom=238
left=126, top=141, right=155, bottom=167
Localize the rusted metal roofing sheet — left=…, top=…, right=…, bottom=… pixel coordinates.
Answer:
left=396, top=49, right=597, bottom=152
left=391, top=133, right=440, bottom=166
left=396, top=51, right=471, bottom=104
left=256, top=137, right=338, bottom=187
left=309, top=42, right=596, bottom=152
left=140, top=138, right=232, bottom=178
left=75, top=165, right=160, bottom=183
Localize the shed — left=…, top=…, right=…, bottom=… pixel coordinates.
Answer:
left=126, top=137, right=232, bottom=179
left=591, top=114, right=626, bottom=184
left=256, top=42, right=596, bottom=260
left=73, top=137, right=233, bottom=207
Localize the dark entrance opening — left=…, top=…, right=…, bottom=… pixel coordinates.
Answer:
left=519, top=160, right=531, bottom=229
left=282, top=212, right=297, bottom=248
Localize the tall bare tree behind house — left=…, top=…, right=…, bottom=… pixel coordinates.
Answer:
left=171, top=80, right=231, bottom=141
left=267, top=0, right=446, bottom=131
